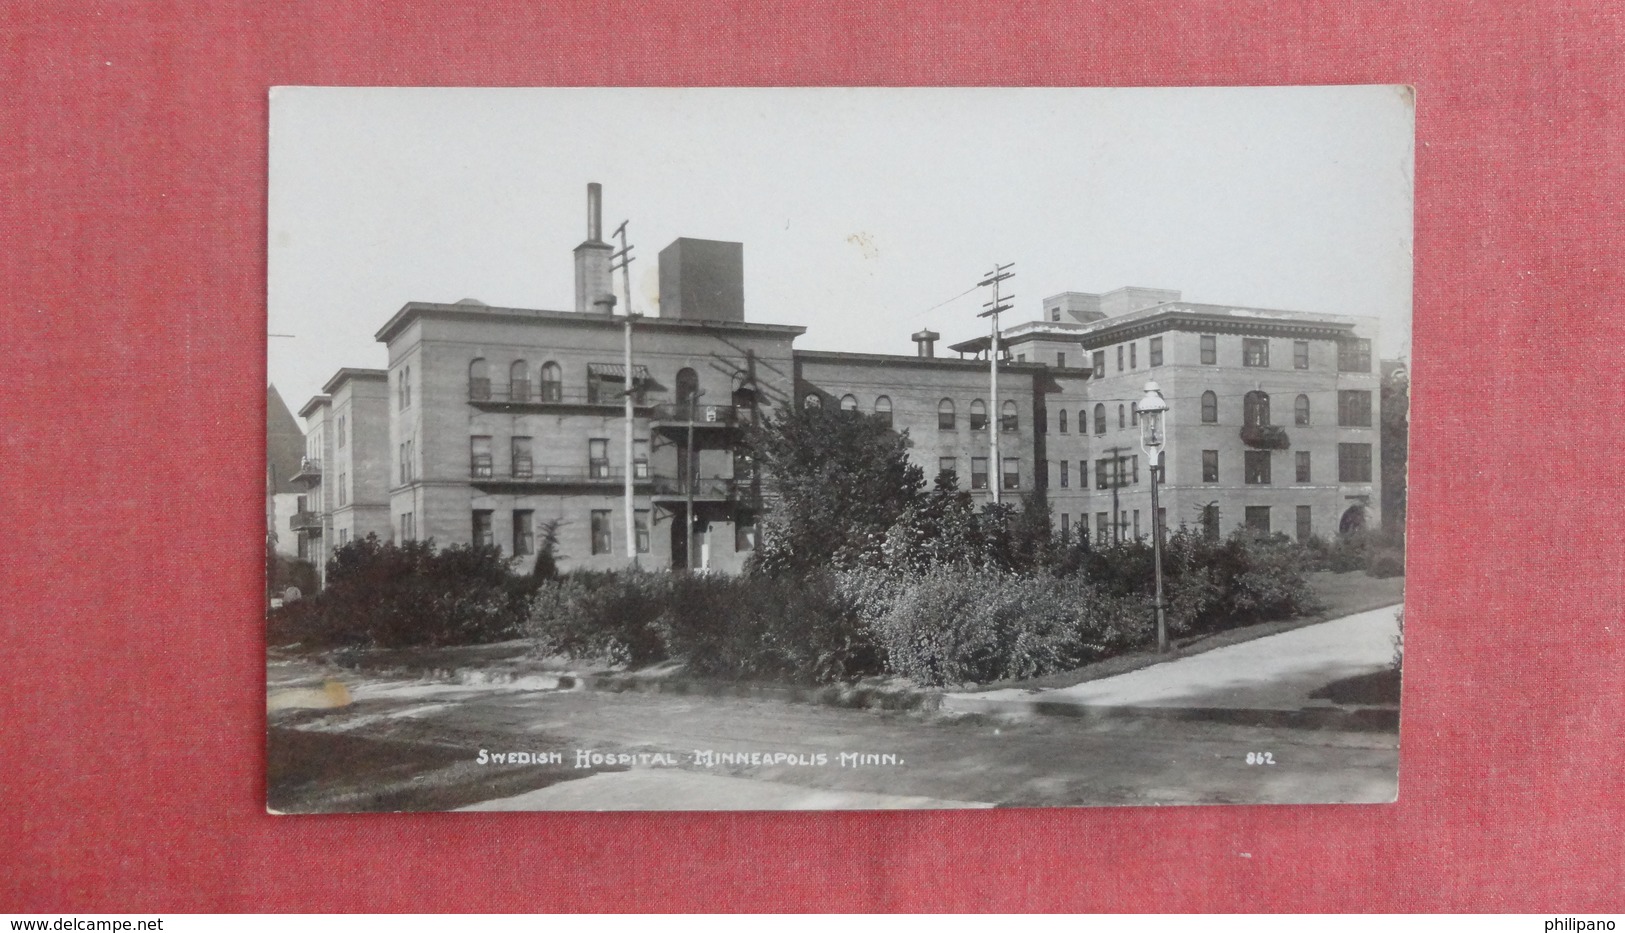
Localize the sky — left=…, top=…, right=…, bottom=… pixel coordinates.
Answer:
left=268, top=86, right=1413, bottom=410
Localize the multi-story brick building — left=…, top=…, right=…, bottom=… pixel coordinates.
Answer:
left=287, top=186, right=1385, bottom=576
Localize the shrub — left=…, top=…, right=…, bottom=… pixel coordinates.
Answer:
left=529, top=570, right=670, bottom=667
left=665, top=573, right=882, bottom=684
left=266, top=535, right=532, bottom=649
left=869, top=569, right=1151, bottom=686
left=1366, top=546, right=1406, bottom=578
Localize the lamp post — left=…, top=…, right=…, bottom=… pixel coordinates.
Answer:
left=1137, top=380, right=1170, bottom=653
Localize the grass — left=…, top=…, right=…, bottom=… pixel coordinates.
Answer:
left=972, top=570, right=1405, bottom=694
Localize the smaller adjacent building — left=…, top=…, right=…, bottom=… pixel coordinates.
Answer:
left=288, top=369, right=393, bottom=587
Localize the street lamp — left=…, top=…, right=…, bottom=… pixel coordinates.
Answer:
left=1137, top=380, right=1170, bottom=653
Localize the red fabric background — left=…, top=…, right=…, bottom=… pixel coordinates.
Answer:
left=2, top=1, right=1620, bottom=912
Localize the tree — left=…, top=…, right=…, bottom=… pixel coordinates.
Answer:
left=882, top=469, right=993, bottom=572
left=746, top=402, right=925, bottom=575
left=1381, top=369, right=1409, bottom=527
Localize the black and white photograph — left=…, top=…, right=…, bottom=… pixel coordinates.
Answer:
left=265, top=86, right=1413, bottom=812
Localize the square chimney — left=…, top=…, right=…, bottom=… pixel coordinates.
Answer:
left=658, top=238, right=744, bottom=322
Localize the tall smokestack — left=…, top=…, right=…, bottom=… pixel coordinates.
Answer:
left=574, top=182, right=613, bottom=314
left=587, top=182, right=603, bottom=242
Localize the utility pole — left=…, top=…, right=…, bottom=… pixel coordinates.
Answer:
left=611, top=220, right=638, bottom=566
left=977, top=263, right=1014, bottom=504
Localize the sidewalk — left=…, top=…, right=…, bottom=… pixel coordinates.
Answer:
left=943, top=604, right=1403, bottom=728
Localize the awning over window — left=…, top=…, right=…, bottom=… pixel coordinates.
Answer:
left=588, top=363, right=651, bottom=382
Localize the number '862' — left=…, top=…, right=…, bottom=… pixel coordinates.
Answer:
left=1246, top=752, right=1276, bottom=765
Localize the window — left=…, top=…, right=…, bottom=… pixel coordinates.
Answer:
left=1096, top=512, right=1109, bottom=544
left=803, top=393, right=821, bottom=409
left=1002, top=458, right=1020, bottom=489
left=510, top=360, right=530, bottom=401
left=1202, top=449, right=1219, bottom=483
left=1118, top=404, right=1126, bottom=430
left=733, top=447, right=753, bottom=484
left=1129, top=455, right=1140, bottom=484
left=875, top=396, right=892, bottom=428
left=512, top=436, right=533, bottom=478
left=472, top=510, right=494, bottom=548
left=588, top=438, right=609, bottom=478
left=337, top=474, right=347, bottom=506
left=1201, top=504, right=1220, bottom=540
left=970, top=457, right=988, bottom=490
left=337, top=415, right=346, bottom=449
left=540, top=362, right=562, bottom=402
left=1057, top=352, right=1067, bottom=368
left=1093, top=403, right=1106, bottom=435
left=398, top=369, right=407, bottom=410
left=470, top=436, right=493, bottom=478
left=1338, top=338, right=1372, bottom=373
left=1016, top=354, right=1025, bottom=363
left=1059, top=460, right=1069, bottom=488
left=1060, top=513, right=1070, bottom=545
left=1245, top=450, right=1272, bottom=485
left=1338, top=443, right=1373, bottom=482
left=1200, top=335, right=1217, bottom=365
left=398, top=442, right=408, bottom=483
left=590, top=510, right=611, bottom=555
left=1295, top=394, right=1312, bottom=426
left=513, top=510, right=534, bottom=556
left=404, top=365, right=411, bottom=408
left=1131, top=406, right=1138, bottom=427
left=637, top=510, right=652, bottom=554
left=733, top=517, right=754, bottom=553
left=400, top=511, right=416, bottom=542
left=1149, top=336, right=1163, bottom=367
left=338, top=528, right=349, bottom=547
left=1117, top=345, right=1125, bottom=372
left=939, top=457, right=957, bottom=482
left=1338, top=390, right=1373, bottom=427
left=634, top=439, right=649, bottom=479
left=1243, top=391, right=1271, bottom=427
left=1129, top=343, right=1137, bottom=369
left=938, top=398, right=956, bottom=430
left=969, top=399, right=987, bottom=431
left=1133, top=509, right=1141, bottom=540
left=1001, top=400, right=1018, bottom=433
left=1051, top=307, right=1061, bottom=322
left=1245, top=506, right=1271, bottom=534
left=1296, top=450, right=1312, bottom=483
left=1243, top=338, right=1269, bottom=367
left=469, top=358, right=491, bottom=399
left=1092, top=350, right=1106, bottom=378
left=1201, top=390, right=1218, bottom=424
left=1294, top=341, right=1310, bottom=370
left=1296, top=505, right=1312, bottom=543
left=839, top=394, right=859, bottom=413
left=1095, top=458, right=1111, bottom=490
left=1058, top=409, right=1068, bottom=433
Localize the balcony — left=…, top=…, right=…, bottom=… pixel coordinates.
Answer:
left=650, top=476, right=738, bottom=503
left=291, top=457, right=322, bottom=485
left=1240, top=424, right=1292, bottom=450
left=290, top=510, right=323, bottom=532
left=467, top=382, right=651, bottom=412
left=470, top=466, right=656, bottom=491
left=649, top=402, right=751, bottom=436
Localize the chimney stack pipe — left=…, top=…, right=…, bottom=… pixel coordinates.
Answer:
left=587, top=182, right=603, bottom=242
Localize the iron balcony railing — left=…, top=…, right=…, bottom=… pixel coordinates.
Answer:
left=650, top=476, right=738, bottom=500
left=290, top=510, right=323, bottom=531
left=291, top=457, right=323, bottom=483
left=649, top=402, right=750, bottom=426
left=469, top=381, right=648, bottom=407
left=471, top=467, right=656, bottom=486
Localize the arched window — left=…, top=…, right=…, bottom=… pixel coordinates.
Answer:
left=1058, top=409, right=1068, bottom=434
left=1244, top=390, right=1272, bottom=427
left=509, top=360, right=530, bottom=401
left=970, top=399, right=988, bottom=431
left=539, top=361, right=562, bottom=402
left=1295, top=394, right=1311, bottom=425
left=1093, top=403, right=1106, bottom=435
left=1118, top=403, right=1126, bottom=429
left=1001, top=400, right=1018, bottom=433
left=938, top=398, right=956, bottom=430
left=839, top=394, right=859, bottom=412
left=875, top=396, right=893, bottom=428
left=676, top=368, right=700, bottom=413
left=1201, top=391, right=1218, bottom=424
left=803, top=393, right=822, bottom=409
left=468, top=358, right=490, bottom=400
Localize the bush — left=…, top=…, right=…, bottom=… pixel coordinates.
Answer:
left=529, top=570, right=670, bottom=667
left=267, top=535, right=533, bottom=649
left=868, top=569, right=1151, bottom=686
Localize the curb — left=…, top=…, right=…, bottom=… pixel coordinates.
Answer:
left=939, top=693, right=1398, bottom=732
left=580, top=672, right=943, bottom=712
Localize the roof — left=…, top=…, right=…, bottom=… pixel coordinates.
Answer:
left=321, top=367, right=388, bottom=394
left=375, top=301, right=807, bottom=345
left=297, top=394, right=331, bottom=419
left=266, top=386, right=306, bottom=495
left=1070, top=301, right=1362, bottom=348
left=795, top=348, right=1055, bottom=373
